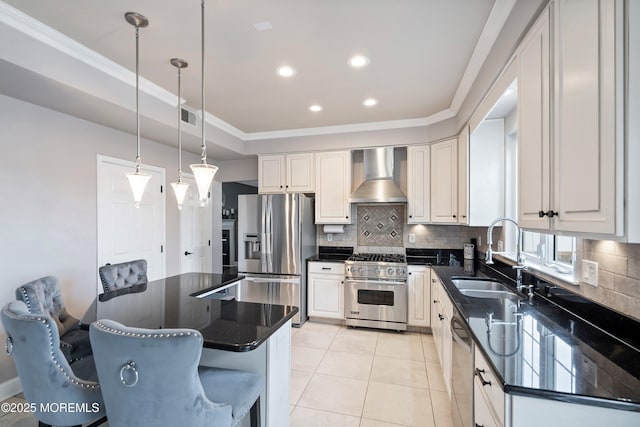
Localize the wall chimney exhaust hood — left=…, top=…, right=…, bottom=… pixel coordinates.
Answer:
left=350, top=147, right=407, bottom=203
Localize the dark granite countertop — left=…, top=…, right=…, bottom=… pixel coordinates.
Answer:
left=96, top=273, right=298, bottom=352
left=431, top=264, right=640, bottom=413
left=308, top=245, right=354, bottom=263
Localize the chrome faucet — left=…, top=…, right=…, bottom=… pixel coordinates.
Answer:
left=485, top=217, right=528, bottom=293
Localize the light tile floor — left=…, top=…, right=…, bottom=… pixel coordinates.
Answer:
left=290, top=322, right=453, bottom=427
left=0, top=322, right=452, bottom=427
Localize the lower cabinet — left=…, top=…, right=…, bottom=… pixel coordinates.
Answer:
left=307, top=262, right=345, bottom=320
left=430, top=272, right=453, bottom=397
left=474, top=346, right=504, bottom=427
left=407, top=265, right=431, bottom=327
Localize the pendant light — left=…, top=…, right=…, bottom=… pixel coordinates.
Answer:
left=169, top=58, right=190, bottom=210
left=124, top=12, right=151, bottom=208
left=190, top=0, right=219, bottom=207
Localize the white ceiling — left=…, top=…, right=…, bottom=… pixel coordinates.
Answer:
left=2, top=0, right=500, bottom=127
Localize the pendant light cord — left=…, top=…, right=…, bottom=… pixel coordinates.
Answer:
left=177, top=65, right=183, bottom=181
left=200, top=0, right=208, bottom=165
left=135, top=24, right=141, bottom=173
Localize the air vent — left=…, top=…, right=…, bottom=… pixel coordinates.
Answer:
left=181, top=107, right=197, bottom=127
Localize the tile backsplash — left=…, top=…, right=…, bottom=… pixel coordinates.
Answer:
left=577, top=240, right=640, bottom=321
left=356, top=205, right=404, bottom=248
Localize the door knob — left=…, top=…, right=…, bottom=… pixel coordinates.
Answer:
left=184, top=251, right=193, bottom=256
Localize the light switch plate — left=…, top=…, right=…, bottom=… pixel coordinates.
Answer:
left=326, top=233, right=333, bottom=242
left=409, top=234, right=416, bottom=243
left=582, top=260, right=598, bottom=287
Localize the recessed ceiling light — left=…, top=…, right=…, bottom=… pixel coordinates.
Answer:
left=309, top=104, right=323, bottom=112
left=349, top=55, right=370, bottom=68
left=277, top=65, right=296, bottom=78
left=253, top=21, right=272, bottom=32
left=363, top=98, right=378, bottom=107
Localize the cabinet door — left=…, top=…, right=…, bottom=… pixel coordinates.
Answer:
left=430, top=139, right=458, bottom=223
left=407, top=266, right=430, bottom=327
left=315, top=151, right=351, bottom=224
left=258, top=155, right=286, bottom=194
left=431, top=278, right=442, bottom=360
left=406, top=145, right=430, bottom=223
left=474, top=381, right=501, bottom=427
left=457, top=127, right=469, bottom=225
left=307, top=273, right=344, bottom=319
left=442, top=312, right=453, bottom=398
left=287, top=153, right=315, bottom=193
left=518, top=6, right=551, bottom=230
left=553, top=0, right=617, bottom=234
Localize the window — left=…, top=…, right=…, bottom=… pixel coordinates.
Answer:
left=521, top=231, right=576, bottom=272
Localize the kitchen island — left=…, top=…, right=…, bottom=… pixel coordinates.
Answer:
left=91, top=272, right=297, bottom=427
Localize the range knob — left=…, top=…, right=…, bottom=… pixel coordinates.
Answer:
left=387, top=267, right=394, bottom=275
left=397, top=268, right=405, bottom=275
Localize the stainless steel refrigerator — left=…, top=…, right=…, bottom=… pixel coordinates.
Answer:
left=236, top=193, right=316, bottom=326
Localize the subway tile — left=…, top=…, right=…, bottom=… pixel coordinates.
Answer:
left=613, top=275, right=640, bottom=298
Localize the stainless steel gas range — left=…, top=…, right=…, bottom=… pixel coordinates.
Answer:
left=344, top=253, right=408, bottom=331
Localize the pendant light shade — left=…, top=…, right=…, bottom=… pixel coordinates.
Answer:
left=190, top=0, right=218, bottom=207
left=169, top=58, right=190, bottom=210
left=125, top=12, right=151, bottom=208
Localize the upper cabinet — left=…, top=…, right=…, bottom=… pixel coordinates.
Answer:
left=518, top=1, right=619, bottom=235
left=315, top=151, right=352, bottom=224
left=258, top=153, right=315, bottom=194
left=430, top=139, right=458, bottom=223
left=406, top=145, right=431, bottom=224
left=518, top=6, right=551, bottom=230
left=457, top=126, right=469, bottom=225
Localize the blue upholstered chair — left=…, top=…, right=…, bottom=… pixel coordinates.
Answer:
left=98, top=259, right=148, bottom=293
left=89, top=319, right=264, bottom=427
left=1, top=301, right=105, bottom=427
left=16, top=276, right=91, bottom=363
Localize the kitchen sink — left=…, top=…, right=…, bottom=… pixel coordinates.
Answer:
left=451, top=278, right=521, bottom=301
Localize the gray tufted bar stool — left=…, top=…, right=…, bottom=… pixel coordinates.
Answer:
left=15, top=276, right=92, bottom=363
left=98, top=259, right=148, bottom=293
left=90, top=319, right=264, bottom=427
left=1, top=301, right=106, bottom=427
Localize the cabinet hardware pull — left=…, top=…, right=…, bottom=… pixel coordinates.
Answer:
left=462, top=215, right=467, bottom=218
left=438, top=314, right=444, bottom=321
left=321, top=267, right=331, bottom=270
left=475, top=368, right=492, bottom=386
left=409, top=215, right=412, bottom=218
left=538, top=210, right=558, bottom=218
left=346, top=216, right=349, bottom=219
left=280, top=185, right=283, bottom=188
left=452, top=214, right=456, bottom=218
left=475, top=424, right=484, bottom=427
left=433, top=300, right=438, bottom=303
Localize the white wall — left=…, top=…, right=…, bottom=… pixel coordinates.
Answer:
left=0, top=94, right=206, bottom=386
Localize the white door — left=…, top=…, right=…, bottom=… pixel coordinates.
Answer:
left=180, top=174, right=212, bottom=274
left=97, top=155, right=166, bottom=291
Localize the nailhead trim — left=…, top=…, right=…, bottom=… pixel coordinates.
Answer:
left=8, top=311, right=100, bottom=390
left=93, top=321, right=203, bottom=343
left=18, top=287, right=32, bottom=312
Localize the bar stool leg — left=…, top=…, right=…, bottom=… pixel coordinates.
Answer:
left=250, top=396, right=260, bottom=427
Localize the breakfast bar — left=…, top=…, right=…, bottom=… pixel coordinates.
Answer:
left=92, top=273, right=298, bottom=427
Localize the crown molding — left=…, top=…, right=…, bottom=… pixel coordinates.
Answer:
left=0, top=1, right=178, bottom=106
left=1, top=0, right=513, bottom=142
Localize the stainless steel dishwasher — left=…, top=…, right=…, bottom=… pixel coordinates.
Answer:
left=450, top=305, right=473, bottom=427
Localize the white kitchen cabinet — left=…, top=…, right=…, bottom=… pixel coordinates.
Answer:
left=430, top=139, right=458, bottom=224
left=407, top=265, right=430, bottom=327
left=315, top=151, right=351, bottom=224
left=430, top=272, right=452, bottom=397
left=518, top=1, right=620, bottom=235
left=457, top=126, right=469, bottom=225
left=258, top=153, right=314, bottom=194
left=406, top=145, right=430, bottom=224
left=518, top=5, right=551, bottom=230
left=307, top=262, right=345, bottom=319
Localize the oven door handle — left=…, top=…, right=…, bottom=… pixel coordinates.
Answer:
left=346, top=279, right=407, bottom=287
left=451, top=316, right=472, bottom=353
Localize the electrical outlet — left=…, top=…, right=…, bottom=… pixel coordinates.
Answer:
left=582, top=260, right=599, bottom=287
left=326, top=233, right=333, bottom=242
left=408, top=234, right=416, bottom=243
